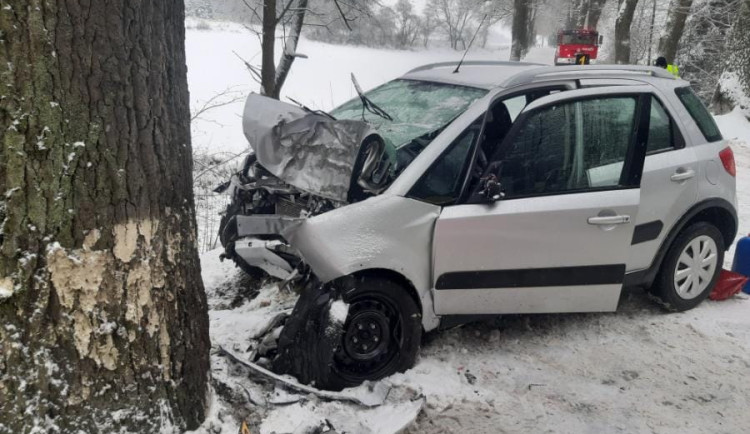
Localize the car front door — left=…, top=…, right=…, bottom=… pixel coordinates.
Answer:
left=431, top=87, right=652, bottom=315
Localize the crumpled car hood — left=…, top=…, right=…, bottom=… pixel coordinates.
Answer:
left=242, top=93, right=379, bottom=202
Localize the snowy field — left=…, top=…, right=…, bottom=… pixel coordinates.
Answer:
left=187, top=20, right=750, bottom=434
left=186, top=18, right=552, bottom=156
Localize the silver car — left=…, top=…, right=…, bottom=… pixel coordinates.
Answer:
left=217, top=62, right=738, bottom=389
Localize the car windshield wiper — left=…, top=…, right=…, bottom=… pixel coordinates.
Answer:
left=351, top=73, right=394, bottom=122
left=287, top=96, right=336, bottom=120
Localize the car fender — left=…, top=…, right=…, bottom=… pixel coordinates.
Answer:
left=285, top=194, right=442, bottom=331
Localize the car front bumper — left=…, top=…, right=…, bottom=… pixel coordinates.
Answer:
left=233, top=237, right=297, bottom=279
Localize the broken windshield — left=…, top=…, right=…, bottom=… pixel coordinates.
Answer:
left=330, top=79, right=487, bottom=148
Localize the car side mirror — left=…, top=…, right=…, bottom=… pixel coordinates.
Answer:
left=481, top=174, right=505, bottom=202
left=598, top=35, right=604, bottom=46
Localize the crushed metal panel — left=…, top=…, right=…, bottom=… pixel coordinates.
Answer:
left=242, top=93, right=378, bottom=202
left=233, top=238, right=296, bottom=279
left=284, top=194, right=442, bottom=331
left=235, top=215, right=304, bottom=237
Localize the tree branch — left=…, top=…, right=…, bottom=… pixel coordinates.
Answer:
left=332, top=0, right=354, bottom=31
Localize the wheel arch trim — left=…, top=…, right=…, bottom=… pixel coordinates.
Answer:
left=624, top=198, right=737, bottom=288
left=328, top=268, right=438, bottom=332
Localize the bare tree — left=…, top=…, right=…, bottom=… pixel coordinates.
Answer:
left=570, top=0, right=609, bottom=28
left=614, top=0, right=640, bottom=63
left=0, top=0, right=209, bottom=432
left=256, top=0, right=309, bottom=98
left=429, top=0, right=485, bottom=49
left=479, top=0, right=514, bottom=48
left=712, top=0, right=750, bottom=117
left=511, top=0, right=533, bottom=61
left=393, top=0, right=421, bottom=48
left=657, top=0, right=694, bottom=63
left=677, top=0, right=738, bottom=101
left=419, top=11, right=437, bottom=47
left=240, top=0, right=365, bottom=98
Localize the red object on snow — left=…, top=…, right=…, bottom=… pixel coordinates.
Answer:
left=709, top=269, right=749, bottom=301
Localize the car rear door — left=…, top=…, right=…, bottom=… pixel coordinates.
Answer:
left=431, top=86, right=652, bottom=315
left=624, top=92, right=699, bottom=274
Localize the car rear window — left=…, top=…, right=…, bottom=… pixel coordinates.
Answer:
left=674, top=87, right=723, bottom=142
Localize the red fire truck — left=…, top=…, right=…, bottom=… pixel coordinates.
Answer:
left=554, top=29, right=603, bottom=65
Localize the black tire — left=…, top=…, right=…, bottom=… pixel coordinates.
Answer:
left=272, top=277, right=421, bottom=390
left=651, top=222, right=724, bottom=312
left=328, top=278, right=422, bottom=389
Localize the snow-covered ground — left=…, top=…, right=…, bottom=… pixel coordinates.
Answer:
left=187, top=19, right=750, bottom=434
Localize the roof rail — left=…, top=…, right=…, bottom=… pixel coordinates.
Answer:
left=503, top=64, right=677, bottom=88
left=407, top=60, right=544, bottom=74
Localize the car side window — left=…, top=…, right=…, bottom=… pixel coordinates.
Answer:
left=675, top=86, right=723, bottom=142
left=646, top=97, right=673, bottom=153
left=409, top=117, right=483, bottom=205
left=492, top=96, right=638, bottom=199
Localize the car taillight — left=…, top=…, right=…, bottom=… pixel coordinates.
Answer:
left=719, top=147, right=736, bottom=177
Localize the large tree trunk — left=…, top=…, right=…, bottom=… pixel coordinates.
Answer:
left=712, top=0, right=750, bottom=118
left=657, top=0, right=694, bottom=63
left=259, top=0, right=307, bottom=99
left=275, top=0, right=308, bottom=97
left=510, top=0, right=531, bottom=61
left=261, top=0, right=278, bottom=97
left=573, top=0, right=608, bottom=29
left=0, top=1, right=210, bottom=432
left=614, top=0, right=640, bottom=64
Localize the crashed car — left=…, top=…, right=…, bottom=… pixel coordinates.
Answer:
left=217, top=62, right=738, bottom=389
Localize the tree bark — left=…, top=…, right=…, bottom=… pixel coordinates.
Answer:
left=657, top=0, right=694, bottom=63
left=614, top=0, right=640, bottom=64
left=511, top=0, right=531, bottom=61
left=573, top=0, right=608, bottom=29
left=261, top=0, right=278, bottom=97
left=712, top=0, right=750, bottom=118
left=275, top=0, right=308, bottom=98
left=0, top=1, right=210, bottom=432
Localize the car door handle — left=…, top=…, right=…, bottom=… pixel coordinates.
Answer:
left=588, top=215, right=631, bottom=225
left=670, top=168, right=695, bottom=182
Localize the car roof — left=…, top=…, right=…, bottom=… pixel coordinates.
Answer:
left=401, top=61, right=680, bottom=90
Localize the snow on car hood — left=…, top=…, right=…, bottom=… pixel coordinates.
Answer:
left=242, top=93, right=379, bottom=202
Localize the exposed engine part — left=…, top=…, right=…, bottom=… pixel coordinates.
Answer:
left=218, top=152, right=347, bottom=278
